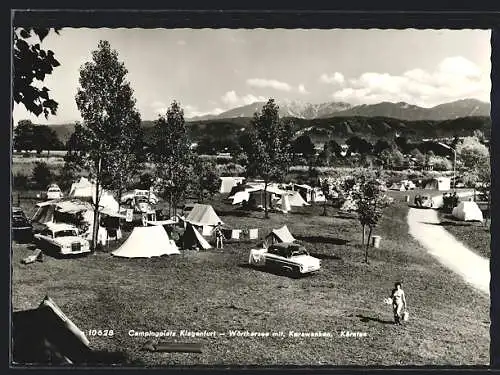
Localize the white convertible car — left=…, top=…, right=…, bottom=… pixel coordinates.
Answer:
left=248, top=242, right=321, bottom=277
left=34, top=223, right=91, bottom=256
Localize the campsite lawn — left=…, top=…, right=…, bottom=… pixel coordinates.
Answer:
left=11, top=191, right=489, bottom=366
left=436, top=209, right=491, bottom=259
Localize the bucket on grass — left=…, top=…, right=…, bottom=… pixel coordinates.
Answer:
left=371, top=235, right=382, bottom=248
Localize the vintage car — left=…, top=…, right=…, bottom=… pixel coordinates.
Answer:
left=34, top=223, right=91, bottom=256
left=121, top=189, right=158, bottom=205
left=46, top=184, right=64, bottom=200
left=414, top=194, right=434, bottom=208
left=248, top=242, right=321, bottom=277
left=12, top=209, right=33, bottom=243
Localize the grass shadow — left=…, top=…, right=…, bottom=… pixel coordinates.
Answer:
left=296, top=235, right=349, bottom=246
left=423, top=221, right=473, bottom=227
left=356, top=314, right=394, bottom=325
left=308, top=252, right=341, bottom=261
left=237, top=263, right=301, bottom=279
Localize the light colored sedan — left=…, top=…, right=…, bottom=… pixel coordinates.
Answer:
left=46, top=185, right=64, bottom=200
left=34, top=223, right=91, bottom=256
left=249, top=242, right=321, bottom=277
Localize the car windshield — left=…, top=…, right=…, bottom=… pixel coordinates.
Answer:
left=290, top=246, right=308, bottom=257
left=54, top=230, right=77, bottom=237
left=48, top=188, right=60, bottom=192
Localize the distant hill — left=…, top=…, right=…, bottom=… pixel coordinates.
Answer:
left=45, top=114, right=491, bottom=147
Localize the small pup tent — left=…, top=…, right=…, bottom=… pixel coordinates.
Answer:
left=182, top=223, right=212, bottom=250
left=452, top=201, right=484, bottom=222
left=282, top=191, right=309, bottom=207
left=112, top=226, right=180, bottom=258
left=266, top=225, right=296, bottom=244
left=424, top=177, right=451, bottom=191
left=219, top=177, right=246, bottom=194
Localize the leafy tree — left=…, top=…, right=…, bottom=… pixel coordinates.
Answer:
left=152, top=101, right=193, bottom=217
left=394, top=136, right=410, bottom=154
left=13, top=28, right=61, bottom=118
left=191, top=157, right=220, bottom=203
left=373, top=139, right=392, bottom=155
left=346, top=136, right=372, bottom=155
left=33, top=125, right=62, bottom=154
left=292, top=134, right=316, bottom=160
left=32, top=162, right=52, bottom=189
left=73, top=40, right=143, bottom=250
left=244, top=99, right=293, bottom=218
left=379, top=148, right=404, bottom=169
left=325, top=139, right=342, bottom=157
left=352, top=177, right=391, bottom=263
left=456, top=136, right=489, bottom=172
left=429, top=155, right=452, bottom=171
left=13, top=120, right=36, bottom=152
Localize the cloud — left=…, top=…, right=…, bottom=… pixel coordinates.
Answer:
left=221, top=90, right=266, bottom=107
left=246, top=78, right=292, bottom=92
left=331, top=56, right=490, bottom=107
left=298, top=84, right=309, bottom=94
left=150, top=101, right=166, bottom=108
left=320, top=72, right=345, bottom=85
left=177, top=40, right=186, bottom=46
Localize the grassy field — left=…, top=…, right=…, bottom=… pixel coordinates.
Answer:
left=436, top=207, right=491, bottom=259
left=11, top=190, right=490, bottom=367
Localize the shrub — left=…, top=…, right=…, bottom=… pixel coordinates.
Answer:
left=13, top=173, right=29, bottom=190
left=430, top=156, right=452, bottom=171
left=32, top=162, right=52, bottom=189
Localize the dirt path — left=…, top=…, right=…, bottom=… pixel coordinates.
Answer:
left=407, top=207, right=490, bottom=297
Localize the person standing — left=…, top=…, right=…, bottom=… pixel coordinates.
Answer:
left=391, top=282, right=407, bottom=325
left=215, top=222, right=224, bottom=249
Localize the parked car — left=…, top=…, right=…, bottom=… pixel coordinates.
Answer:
left=121, top=189, right=158, bottom=205
left=12, top=211, right=33, bottom=243
left=46, top=184, right=64, bottom=200
left=414, top=194, right=434, bottom=208
left=248, top=242, right=321, bottom=277
left=34, top=223, right=91, bottom=256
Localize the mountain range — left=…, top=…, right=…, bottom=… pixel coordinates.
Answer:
left=188, top=98, right=490, bottom=122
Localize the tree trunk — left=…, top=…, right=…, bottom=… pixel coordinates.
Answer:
left=365, top=226, right=373, bottom=263
left=361, top=224, right=365, bottom=247
left=322, top=198, right=327, bottom=216
left=169, top=191, right=172, bottom=219
left=264, top=180, right=269, bottom=219
left=91, top=157, right=102, bottom=252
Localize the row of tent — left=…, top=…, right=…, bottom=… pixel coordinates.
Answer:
left=390, top=177, right=451, bottom=192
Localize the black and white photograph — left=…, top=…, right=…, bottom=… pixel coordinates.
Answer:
left=10, top=13, right=493, bottom=367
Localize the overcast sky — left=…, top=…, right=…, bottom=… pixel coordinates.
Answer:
left=12, top=28, right=491, bottom=124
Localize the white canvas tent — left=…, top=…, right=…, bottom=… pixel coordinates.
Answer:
left=69, top=177, right=119, bottom=213
left=185, top=204, right=223, bottom=236
left=281, top=194, right=291, bottom=213
left=452, top=201, right=484, bottom=222
left=266, top=225, right=296, bottom=244
left=389, top=182, right=406, bottom=191
left=112, top=226, right=180, bottom=258
left=278, top=191, right=309, bottom=207
left=424, top=177, right=451, bottom=191
left=219, top=177, right=246, bottom=194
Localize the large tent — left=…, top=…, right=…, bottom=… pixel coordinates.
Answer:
left=219, top=177, right=246, bottom=194
left=389, top=182, right=406, bottom=191
left=182, top=223, right=212, bottom=250
left=452, top=201, right=484, bottom=222
left=424, top=177, right=451, bottom=191
left=68, top=177, right=119, bottom=213
left=266, top=225, right=296, bottom=244
left=112, top=226, right=180, bottom=258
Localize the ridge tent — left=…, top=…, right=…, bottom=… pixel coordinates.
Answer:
left=219, top=177, right=246, bottom=194
left=278, top=191, right=309, bottom=207
left=311, top=188, right=326, bottom=203
left=424, top=177, right=451, bottom=191
left=182, top=223, right=212, bottom=250
left=452, top=201, right=484, bottom=222
left=266, top=225, right=296, bottom=244
left=185, top=204, right=223, bottom=236
left=68, top=178, right=119, bottom=213
left=389, top=182, right=406, bottom=191
left=112, top=226, right=180, bottom=258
